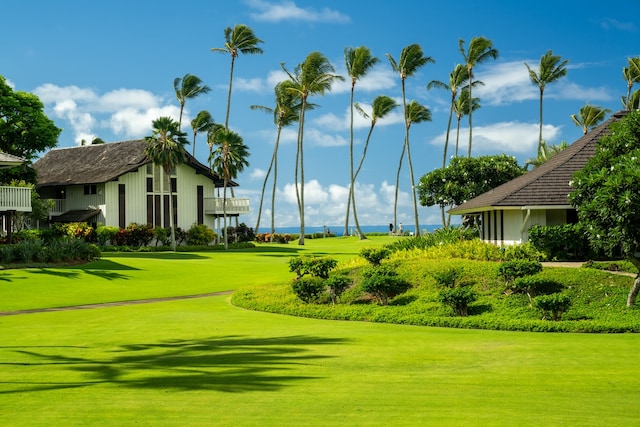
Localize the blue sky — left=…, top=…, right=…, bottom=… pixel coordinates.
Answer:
left=2, top=0, right=638, bottom=230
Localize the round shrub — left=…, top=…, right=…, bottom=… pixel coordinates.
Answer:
left=438, top=286, right=478, bottom=317
left=292, top=277, right=326, bottom=303
left=498, top=260, right=543, bottom=285
left=533, top=293, right=572, bottom=320
left=186, top=224, right=217, bottom=246
left=325, top=274, right=352, bottom=304
left=361, top=265, right=411, bottom=305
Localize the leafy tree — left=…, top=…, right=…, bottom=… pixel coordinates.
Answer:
left=0, top=75, right=61, bottom=183
left=417, top=154, right=525, bottom=227
left=386, top=43, right=434, bottom=234
left=525, top=50, right=569, bottom=156
left=144, top=116, right=189, bottom=251
left=622, top=56, right=640, bottom=110
left=173, top=74, right=211, bottom=132
left=343, top=46, right=379, bottom=239
left=209, top=128, right=250, bottom=250
left=211, top=24, right=264, bottom=129
left=190, top=110, right=216, bottom=156
left=458, top=37, right=499, bottom=157
left=569, top=110, right=640, bottom=306
left=452, top=88, right=480, bottom=157
left=281, top=51, right=343, bottom=245
left=570, top=104, right=611, bottom=134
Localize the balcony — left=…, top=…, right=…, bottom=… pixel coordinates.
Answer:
left=0, top=186, right=32, bottom=212
left=204, top=197, right=250, bottom=216
left=46, top=195, right=105, bottom=216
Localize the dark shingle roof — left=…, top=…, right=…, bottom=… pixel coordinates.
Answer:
left=449, top=110, right=629, bottom=215
left=0, top=152, right=27, bottom=168
left=34, top=140, right=229, bottom=187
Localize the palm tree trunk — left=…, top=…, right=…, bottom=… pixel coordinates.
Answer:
left=455, top=117, right=461, bottom=157
left=296, top=98, right=308, bottom=245
left=393, top=143, right=406, bottom=233
left=225, top=56, right=235, bottom=129
left=270, top=140, right=279, bottom=242
left=467, top=67, right=474, bottom=158
left=351, top=124, right=375, bottom=241
left=443, top=98, right=454, bottom=167
left=223, top=181, right=228, bottom=250
left=344, top=84, right=355, bottom=237
left=166, top=169, right=176, bottom=251
left=538, top=89, right=544, bottom=156
left=405, top=128, right=421, bottom=237
left=255, top=128, right=279, bottom=235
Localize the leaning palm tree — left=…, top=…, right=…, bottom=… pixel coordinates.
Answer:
left=209, top=128, right=250, bottom=250
left=173, top=74, right=211, bottom=131
left=453, top=88, right=481, bottom=157
left=525, top=51, right=569, bottom=156
left=458, top=37, right=499, bottom=157
left=570, top=104, right=611, bottom=134
left=386, top=43, right=434, bottom=232
left=211, top=24, right=264, bottom=129
left=622, top=57, right=640, bottom=110
left=190, top=110, right=215, bottom=156
left=250, top=81, right=301, bottom=238
left=282, top=51, right=343, bottom=245
left=343, top=46, right=379, bottom=239
left=144, top=116, right=189, bottom=251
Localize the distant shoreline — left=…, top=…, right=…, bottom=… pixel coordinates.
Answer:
left=257, top=224, right=446, bottom=236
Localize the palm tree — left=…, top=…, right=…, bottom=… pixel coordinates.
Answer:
left=524, top=51, right=569, bottom=156
left=386, top=43, right=434, bottom=232
left=250, top=81, right=301, bottom=238
left=209, top=128, right=250, bottom=250
left=190, top=110, right=215, bottom=156
left=211, top=24, right=264, bottom=129
left=458, top=37, right=498, bottom=157
left=524, top=140, right=568, bottom=169
left=281, top=51, right=343, bottom=245
left=453, top=88, right=481, bottom=156
left=570, top=104, right=611, bottom=134
left=622, top=57, right=640, bottom=110
left=173, top=74, right=211, bottom=132
left=144, top=116, right=189, bottom=251
left=343, top=46, right=379, bottom=239
left=626, top=88, right=640, bottom=110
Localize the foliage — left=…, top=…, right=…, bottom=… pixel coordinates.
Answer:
left=186, top=224, right=217, bottom=246
left=533, top=293, right=572, bottom=320
left=498, top=260, right=543, bottom=285
left=111, top=223, right=155, bottom=247
left=528, top=224, right=596, bottom=260
left=57, top=222, right=97, bottom=243
left=288, top=256, right=338, bottom=280
left=384, top=226, right=477, bottom=252
left=582, top=260, right=638, bottom=274
left=325, top=274, right=352, bottom=304
left=254, top=233, right=294, bottom=244
left=433, top=267, right=463, bottom=288
left=0, top=237, right=100, bottom=265
left=291, top=276, right=325, bottom=303
left=360, top=264, right=411, bottom=305
left=389, top=239, right=545, bottom=263
left=226, top=223, right=255, bottom=243
left=96, top=226, right=120, bottom=246
left=438, top=286, right=477, bottom=316
left=359, top=247, right=390, bottom=266
left=511, top=275, right=564, bottom=303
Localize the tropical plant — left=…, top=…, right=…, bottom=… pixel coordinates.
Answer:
left=209, top=128, right=250, bottom=249
left=386, top=43, right=434, bottom=234
left=570, top=104, right=611, bottom=134
left=281, top=51, right=344, bottom=245
left=211, top=24, right=264, bottom=129
left=343, top=46, right=379, bottom=239
left=173, top=74, right=211, bottom=132
left=361, top=264, right=411, bottom=306
left=524, top=51, right=569, bottom=156
left=144, top=116, right=189, bottom=251
left=190, top=110, right=216, bottom=156
left=524, top=140, right=568, bottom=169
left=622, top=56, right=640, bottom=110
left=533, top=293, right=572, bottom=321
left=452, top=88, right=480, bottom=157
left=626, top=88, right=640, bottom=110
left=458, top=37, right=499, bottom=157
left=250, top=81, right=301, bottom=238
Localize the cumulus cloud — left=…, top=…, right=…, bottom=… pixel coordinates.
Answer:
left=246, top=0, right=350, bottom=23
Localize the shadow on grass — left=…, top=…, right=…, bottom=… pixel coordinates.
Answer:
left=104, top=252, right=209, bottom=260
left=3, top=335, right=349, bottom=394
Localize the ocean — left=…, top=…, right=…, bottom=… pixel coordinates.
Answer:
left=264, top=224, right=442, bottom=236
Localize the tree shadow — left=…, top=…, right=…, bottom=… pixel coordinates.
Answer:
left=105, top=252, right=208, bottom=260
left=69, top=259, right=140, bottom=271
left=2, top=335, right=349, bottom=394
left=28, top=268, right=81, bottom=279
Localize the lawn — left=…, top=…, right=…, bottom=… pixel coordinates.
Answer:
left=1, top=236, right=639, bottom=426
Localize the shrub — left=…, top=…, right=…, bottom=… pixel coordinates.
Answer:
left=153, top=227, right=170, bottom=246
left=361, top=265, right=411, bottom=305
left=433, top=267, right=463, bottom=288
left=288, top=256, right=338, bottom=280
left=498, top=260, right=543, bottom=285
left=528, top=224, right=596, bottom=260
left=384, top=226, right=477, bottom=252
left=512, top=275, right=564, bottom=303
left=438, top=286, right=478, bottom=316
left=359, top=247, right=390, bottom=266
left=186, top=224, right=217, bottom=246
left=292, top=277, right=325, bottom=303
left=255, top=233, right=293, bottom=244
left=325, top=274, right=352, bottom=304
left=13, top=229, right=41, bottom=242
left=96, top=226, right=120, bottom=246
left=533, top=293, right=572, bottom=320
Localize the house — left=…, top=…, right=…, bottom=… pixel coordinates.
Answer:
left=448, top=110, right=628, bottom=245
left=33, top=140, right=249, bottom=232
left=0, top=152, right=32, bottom=241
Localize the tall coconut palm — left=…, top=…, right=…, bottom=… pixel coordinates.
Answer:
left=211, top=24, right=264, bottom=129
left=281, top=51, right=344, bottom=245
left=623, top=57, right=640, bottom=110
left=144, top=116, right=189, bottom=251
left=190, top=110, right=215, bottom=156
left=386, top=43, right=434, bottom=232
left=343, top=46, right=379, bottom=239
left=458, top=37, right=498, bottom=157
left=173, top=74, right=211, bottom=132
left=524, top=51, right=569, bottom=156
left=250, top=81, right=301, bottom=238
left=625, top=88, right=640, bottom=110
left=209, top=128, right=250, bottom=250
left=453, top=88, right=481, bottom=156
left=525, top=140, right=568, bottom=169
left=570, top=104, right=611, bottom=134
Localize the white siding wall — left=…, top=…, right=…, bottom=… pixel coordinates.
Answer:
left=501, top=210, right=523, bottom=245
left=176, top=163, right=216, bottom=230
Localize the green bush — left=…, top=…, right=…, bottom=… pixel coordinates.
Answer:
left=384, top=226, right=477, bottom=252
left=433, top=267, right=463, bottom=288
left=361, top=265, right=411, bottom=305
left=533, top=293, right=572, bottom=320
left=359, top=247, right=390, bottom=266
left=512, top=275, right=564, bottom=303
left=96, top=226, right=120, bottom=246
left=288, top=256, right=338, bottom=280
left=438, top=286, right=478, bottom=317
left=528, top=224, right=596, bottom=260
left=498, top=260, right=543, bottom=285
left=292, top=277, right=326, bottom=303
left=325, top=274, right=352, bottom=304
left=186, top=224, right=217, bottom=246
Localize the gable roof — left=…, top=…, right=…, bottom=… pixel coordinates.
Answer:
left=33, top=140, right=232, bottom=187
left=449, top=110, right=629, bottom=215
left=0, top=152, right=27, bottom=169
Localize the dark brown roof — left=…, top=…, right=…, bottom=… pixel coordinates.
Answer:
left=449, top=110, right=629, bottom=215
left=33, top=140, right=230, bottom=188
left=0, top=152, right=27, bottom=168
left=52, top=208, right=101, bottom=223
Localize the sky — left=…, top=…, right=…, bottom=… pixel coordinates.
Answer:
left=2, top=0, right=639, bottom=231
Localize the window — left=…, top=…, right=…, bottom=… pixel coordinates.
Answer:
left=84, top=184, right=97, bottom=195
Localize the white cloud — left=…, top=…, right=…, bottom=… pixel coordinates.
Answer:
left=304, top=127, right=348, bottom=147
left=250, top=168, right=267, bottom=180
left=246, top=0, right=350, bottom=23
left=599, top=17, right=636, bottom=32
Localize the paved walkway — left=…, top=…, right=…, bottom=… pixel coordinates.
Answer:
left=542, top=262, right=637, bottom=277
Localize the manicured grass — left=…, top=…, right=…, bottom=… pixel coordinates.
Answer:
left=1, top=236, right=640, bottom=425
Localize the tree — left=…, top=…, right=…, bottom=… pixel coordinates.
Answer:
left=250, top=81, right=301, bottom=238
left=0, top=75, right=61, bottom=183
left=458, top=37, right=499, bottom=157
left=144, top=116, right=189, bottom=251
left=627, top=88, right=640, bottom=110
left=343, top=46, right=379, bottom=239
left=570, top=104, right=611, bottom=134
left=524, top=140, right=568, bottom=169
left=569, top=110, right=640, bottom=306
left=622, top=56, right=640, bottom=110
left=417, top=154, right=525, bottom=227
left=209, top=128, right=250, bottom=250
left=281, top=51, right=344, bottom=245
left=452, top=88, right=480, bottom=157
left=386, top=43, right=434, bottom=233
left=211, top=24, right=264, bottom=130
left=190, top=110, right=216, bottom=156
left=173, top=74, right=211, bottom=132
left=524, top=51, right=569, bottom=156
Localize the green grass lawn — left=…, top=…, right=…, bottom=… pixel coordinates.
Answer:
left=2, top=236, right=640, bottom=426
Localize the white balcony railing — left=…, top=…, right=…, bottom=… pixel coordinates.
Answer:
left=46, top=194, right=105, bottom=216
left=0, top=186, right=32, bottom=212
left=204, top=197, right=250, bottom=216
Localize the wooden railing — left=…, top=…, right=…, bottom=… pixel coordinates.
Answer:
left=204, top=197, right=250, bottom=216
left=0, top=186, right=32, bottom=212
